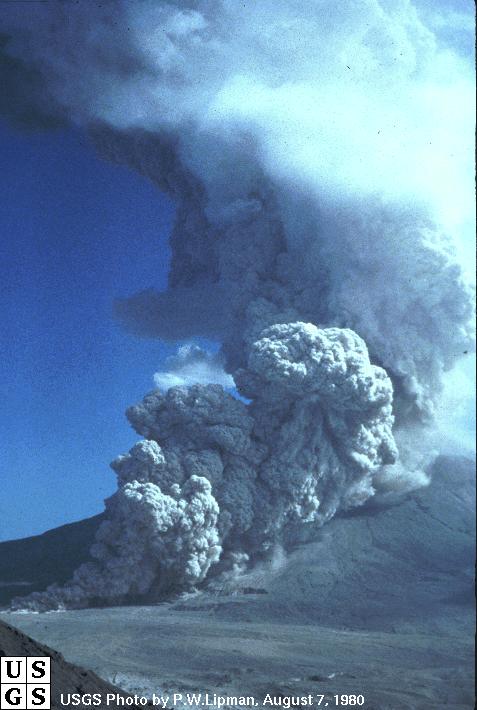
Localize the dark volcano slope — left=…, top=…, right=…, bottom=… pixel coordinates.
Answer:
left=178, top=454, right=476, bottom=630
left=0, top=455, right=475, bottom=627
left=0, top=619, right=139, bottom=709
left=0, top=514, right=103, bottom=606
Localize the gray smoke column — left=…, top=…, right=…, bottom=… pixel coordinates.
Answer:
left=2, top=0, right=474, bottom=609
left=14, top=326, right=401, bottom=610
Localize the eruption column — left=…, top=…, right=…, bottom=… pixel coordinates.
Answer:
left=2, top=0, right=473, bottom=609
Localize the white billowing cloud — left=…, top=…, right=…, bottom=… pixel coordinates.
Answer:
left=3, top=0, right=474, bottom=609
left=154, top=344, right=235, bottom=390
left=14, top=474, right=221, bottom=611
left=14, top=325, right=411, bottom=609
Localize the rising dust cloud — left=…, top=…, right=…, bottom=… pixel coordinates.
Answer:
left=1, top=0, right=474, bottom=610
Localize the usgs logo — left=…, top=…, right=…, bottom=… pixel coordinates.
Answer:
left=0, top=657, right=50, bottom=710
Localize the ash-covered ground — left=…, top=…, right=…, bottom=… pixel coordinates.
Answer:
left=2, top=455, right=474, bottom=710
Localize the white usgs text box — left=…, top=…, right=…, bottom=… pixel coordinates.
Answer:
left=0, top=657, right=50, bottom=710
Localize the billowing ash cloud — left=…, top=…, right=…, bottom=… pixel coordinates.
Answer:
left=3, top=0, right=474, bottom=609
left=15, top=326, right=400, bottom=610
left=154, top=344, right=234, bottom=390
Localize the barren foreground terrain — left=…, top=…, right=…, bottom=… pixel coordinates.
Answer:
left=0, top=619, right=134, bottom=709
left=1, top=456, right=475, bottom=709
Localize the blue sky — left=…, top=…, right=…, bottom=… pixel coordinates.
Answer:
left=0, top=121, right=177, bottom=540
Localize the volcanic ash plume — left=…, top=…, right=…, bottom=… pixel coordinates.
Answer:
left=2, top=0, right=474, bottom=609
left=16, top=326, right=400, bottom=610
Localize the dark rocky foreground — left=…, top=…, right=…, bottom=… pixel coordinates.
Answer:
left=0, top=454, right=475, bottom=709
left=0, top=619, right=143, bottom=709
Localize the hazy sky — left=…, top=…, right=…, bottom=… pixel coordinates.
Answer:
left=0, top=121, right=177, bottom=540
